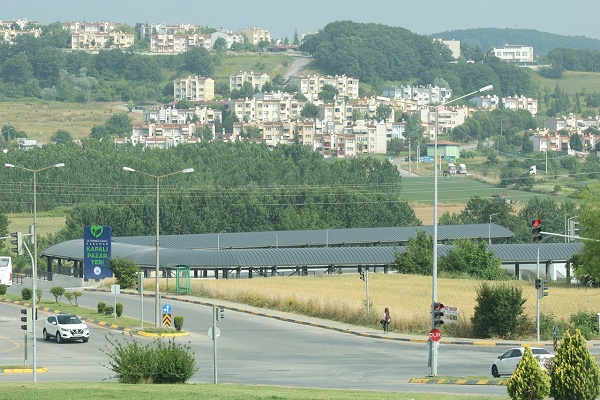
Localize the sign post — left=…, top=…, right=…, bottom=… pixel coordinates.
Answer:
left=111, top=284, right=120, bottom=320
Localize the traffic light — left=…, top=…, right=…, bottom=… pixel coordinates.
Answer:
left=359, top=269, right=365, bottom=281
left=538, top=280, right=549, bottom=299
left=137, top=272, right=144, bottom=294
left=531, top=219, right=542, bottom=243
left=10, top=231, right=23, bottom=255
left=433, top=302, right=445, bottom=327
left=20, top=308, right=33, bottom=332
left=535, top=278, right=541, bottom=289
left=216, top=306, right=225, bottom=321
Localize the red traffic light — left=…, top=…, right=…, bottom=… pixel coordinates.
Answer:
left=434, top=302, right=444, bottom=311
left=532, top=219, right=541, bottom=227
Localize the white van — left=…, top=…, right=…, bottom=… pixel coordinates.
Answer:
left=458, top=164, right=467, bottom=174
left=0, top=256, right=13, bottom=286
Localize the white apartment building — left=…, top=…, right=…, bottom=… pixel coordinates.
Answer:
left=144, top=106, right=218, bottom=125
left=211, top=29, right=244, bottom=49
left=299, top=75, right=360, bottom=99
left=228, top=96, right=303, bottom=122
left=470, top=95, right=501, bottom=109
left=493, top=44, right=534, bottom=63
left=174, top=76, right=215, bottom=101
left=434, top=38, right=461, bottom=59
left=62, top=21, right=120, bottom=34
left=150, top=33, right=212, bottom=53
left=503, top=95, right=539, bottom=115
left=382, top=85, right=452, bottom=106
left=239, top=27, right=271, bottom=45
left=420, top=106, right=469, bottom=140
left=341, top=121, right=388, bottom=155
left=71, top=31, right=134, bottom=50
left=229, top=71, right=270, bottom=92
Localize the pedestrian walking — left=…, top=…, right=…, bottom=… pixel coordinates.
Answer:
left=382, top=307, right=391, bottom=333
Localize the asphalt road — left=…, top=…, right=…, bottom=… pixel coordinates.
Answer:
left=0, top=285, right=514, bottom=396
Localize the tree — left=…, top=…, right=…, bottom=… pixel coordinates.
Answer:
left=576, top=184, right=600, bottom=284
left=318, top=84, right=338, bottom=103
left=50, top=129, right=73, bottom=145
left=300, top=102, right=319, bottom=119
left=550, top=329, right=600, bottom=400
left=440, top=239, right=507, bottom=280
left=213, top=37, right=227, bottom=52
left=569, top=133, right=583, bottom=151
left=375, top=104, right=392, bottom=122
left=292, top=30, right=300, bottom=46
left=108, top=257, right=139, bottom=289
left=471, top=282, right=529, bottom=339
left=179, top=46, right=214, bottom=77
left=393, top=231, right=433, bottom=275
left=506, top=346, right=551, bottom=400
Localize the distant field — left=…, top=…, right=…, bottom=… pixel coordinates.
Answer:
left=0, top=100, right=143, bottom=142
left=526, top=69, right=600, bottom=95
left=213, top=53, right=295, bottom=82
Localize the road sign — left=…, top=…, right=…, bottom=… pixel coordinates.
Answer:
left=162, top=304, right=172, bottom=314
left=441, top=306, right=459, bottom=325
left=429, top=328, right=442, bottom=342
left=553, top=326, right=558, bottom=338
left=162, top=313, right=172, bottom=327
left=208, top=326, right=221, bottom=340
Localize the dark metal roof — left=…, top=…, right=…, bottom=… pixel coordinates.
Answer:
left=110, top=224, right=514, bottom=250
left=42, top=240, right=581, bottom=269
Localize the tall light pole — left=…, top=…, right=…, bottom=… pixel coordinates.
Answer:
left=489, top=213, right=500, bottom=245
left=430, top=84, right=493, bottom=376
left=123, top=167, right=194, bottom=328
left=5, top=162, right=65, bottom=382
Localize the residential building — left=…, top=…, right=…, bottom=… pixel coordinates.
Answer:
left=299, top=75, right=360, bottom=99
left=434, top=38, right=461, bottom=59
left=150, top=33, right=211, bottom=53
left=174, top=76, right=215, bottom=101
left=382, top=85, right=452, bottom=106
left=295, top=121, right=317, bottom=146
left=228, top=96, right=303, bottom=122
left=239, top=27, right=270, bottom=45
left=470, top=95, right=501, bottom=109
left=544, top=115, right=578, bottom=132
left=211, top=29, right=244, bottom=49
left=492, top=44, right=534, bottom=63
left=341, top=121, right=387, bottom=155
left=229, top=71, right=270, bottom=92
left=71, top=31, right=134, bottom=50
left=62, top=21, right=120, bottom=34
left=0, top=19, right=41, bottom=44
left=503, top=95, right=539, bottom=115
left=420, top=106, right=469, bottom=140
left=144, top=105, right=218, bottom=125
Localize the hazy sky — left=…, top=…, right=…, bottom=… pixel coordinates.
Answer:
left=3, top=0, right=599, bottom=40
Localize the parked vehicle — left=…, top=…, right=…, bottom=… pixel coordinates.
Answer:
left=0, top=256, right=12, bottom=286
left=458, top=164, right=467, bottom=174
left=491, top=347, right=554, bottom=377
left=43, top=314, right=90, bottom=343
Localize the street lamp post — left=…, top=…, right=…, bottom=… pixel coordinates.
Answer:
left=123, top=167, right=194, bottom=328
left=5, top=162, right=65, bottom=382
left=430, top=84, right=493, bottom=376
left=489, top=213, right=500, bottom=245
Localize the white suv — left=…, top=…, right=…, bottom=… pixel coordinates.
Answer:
left=43, top=314, right=90, bottom=343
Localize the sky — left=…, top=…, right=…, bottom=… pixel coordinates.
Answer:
left=3, top=0, right=600, bottom=40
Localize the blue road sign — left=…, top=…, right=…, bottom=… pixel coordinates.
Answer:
left=162, top=304, right=172, bottom=314
left=553, top=326, right=558, bottom=338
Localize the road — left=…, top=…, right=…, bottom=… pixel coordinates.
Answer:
left=0, top=286, right=515, bottom=396
left=283, top=57, right=312, bottom=80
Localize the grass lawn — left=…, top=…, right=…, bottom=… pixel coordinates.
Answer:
left=0, top=382, right=508, bottom=400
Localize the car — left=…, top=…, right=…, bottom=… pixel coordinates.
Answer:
left=43, top=314, right=90, bottom=343
left=491, top=346, right=554, bottom=377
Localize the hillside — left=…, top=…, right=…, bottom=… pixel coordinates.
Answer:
left=431, top=28, right=600, bottom=57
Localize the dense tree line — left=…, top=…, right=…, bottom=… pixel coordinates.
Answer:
left=0, top=141, right=419, bottom=243
left=431, top=28, right=600, bottom=57
left=543, top=48, right=600, bottom=73
left=300, top=21, right=536, bottom=99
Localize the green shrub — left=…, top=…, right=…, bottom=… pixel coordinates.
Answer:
left=36, top=289, right=42, bottom=302
left=174, top=316, right=184, bottom=332
left=102, top=334, right=198, bottom=384
left=64, top=291, right=82, bottom=306
left=50, top=286, right=65, bottom=302
left=97, top=301, right=107, bottom=314
left=105, top=306, right=114, bottom=316
left=569, top=311, right=599, bottom=340
left=21, top=287, right=32, bottom=300
left=550, top=328, right=600, bottom=400
left=506, top=346, right=550, bottom=400
left=108, top=257, right=139, bottom=289
left=471, top=282, right=530, bottom=339
left=116, top=303, right=123, bottom=318
left=0, top=284, right=7, bottom=295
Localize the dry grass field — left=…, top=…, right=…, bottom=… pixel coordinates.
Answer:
left=191, top=273, right=599, bottom=338
left=0, top=101, right=143, bottom=142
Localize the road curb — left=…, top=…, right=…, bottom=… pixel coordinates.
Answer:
left=409, top=377, right=508, bottom=385
left=0, top=367, right=48, bottom=374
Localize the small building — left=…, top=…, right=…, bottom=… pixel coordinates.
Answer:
left=426, top=141, right=460, bottom=159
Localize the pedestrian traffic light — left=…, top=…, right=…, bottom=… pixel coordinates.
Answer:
left=10, top=231, right=23, bottom=255
left=433, top=302, right=445, bottom=327
left=531, top=219, right=542, bottom=243
left=20, top=308, right=33, bottom=331
left=535, top=278, right=541, bottom=289
left=538, top=280, right=549, bottom=299
left=359, top=269, right=365, bottom=281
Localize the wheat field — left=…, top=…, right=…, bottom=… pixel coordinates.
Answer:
left=191, top=273, right=599, bottom=337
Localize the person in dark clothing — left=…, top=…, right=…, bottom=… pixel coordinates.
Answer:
left=382, top=307, right=391, bottom=333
